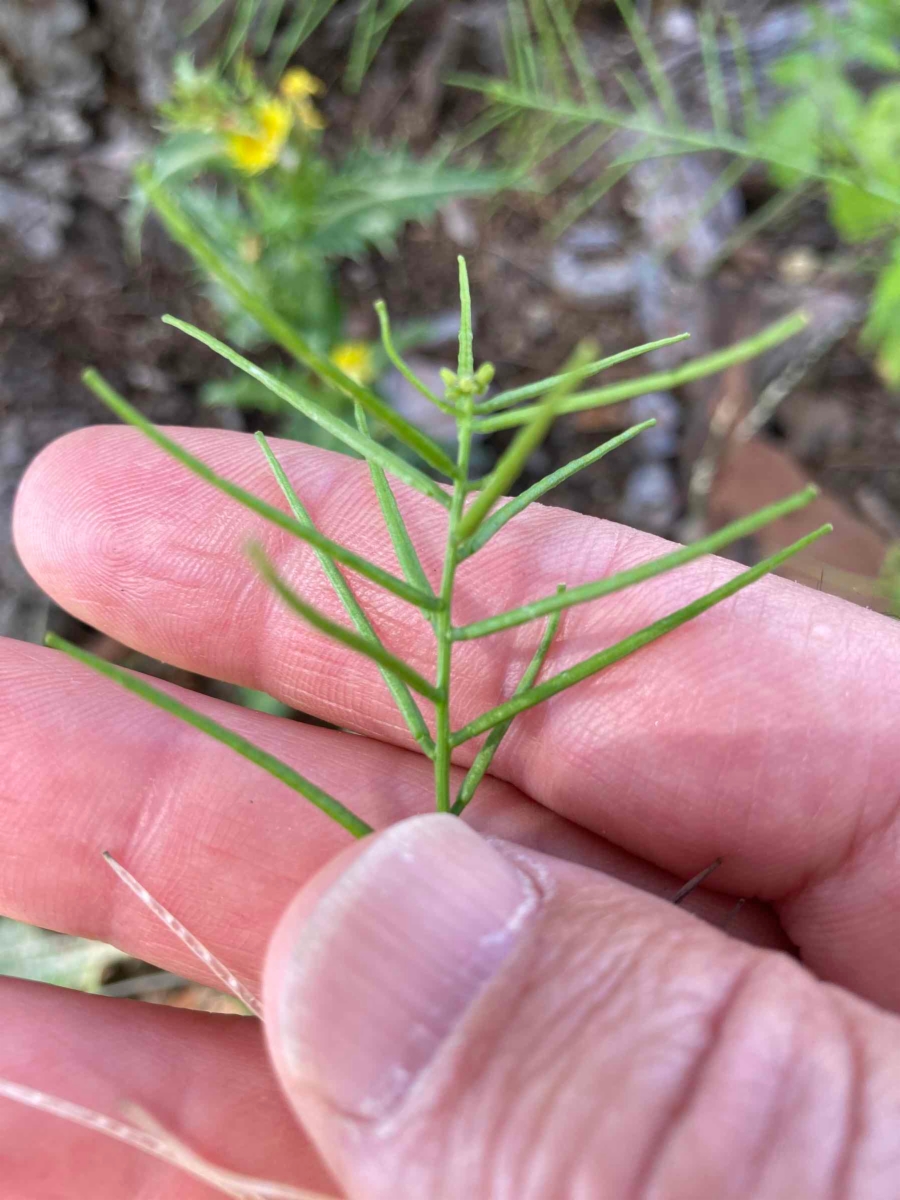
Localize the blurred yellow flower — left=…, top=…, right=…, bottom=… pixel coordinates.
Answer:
left=279, top=67, right=326, bottom=131
left=330, top=341, right=376, bottom=386
left=226, top=98, right=292, bottom=174
left=279, top=68, right=325, bottom=100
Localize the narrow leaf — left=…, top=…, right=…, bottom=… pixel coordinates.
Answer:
left=375, top=300, right=454, bottom=414
left=453, top=485, right=820, bottom=640
left=699, top=8, right=729, bottom=134
left=459, top=420, right=655, bottom=560
left=614, top=0, right=682, bottom=125
left=257, top=432, right=434, bottom=757
left=82, top=369, right=441, bottom=611
left=249, top=544, right=444, bottom=704
left=725, top=13, right=761, bottom=134
left=474, top=312, right=808, bottom=432
left=46, top=633, right=373, bottom=838
left=136, top=169, right=459, bottom=479
left=451, top=596, right=562, bottom=814
left=458, top=255, right=474, bottom=377
left=478, top=335, right=690, bottom=412
left=459, top=342, right=596, bottom=540
left=163, top=316, right=450, bottom=508
left=352, top=406, right=438, bottom=607
left=451, top=524, right=832, bottom=746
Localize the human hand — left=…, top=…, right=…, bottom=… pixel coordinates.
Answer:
left=3, top=426, right=899, bottom=1198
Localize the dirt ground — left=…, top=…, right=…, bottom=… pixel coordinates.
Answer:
left=2, top=0, right=897, bottom=649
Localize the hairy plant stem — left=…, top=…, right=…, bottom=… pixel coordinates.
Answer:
left=434, top=393, right=474, bottom=812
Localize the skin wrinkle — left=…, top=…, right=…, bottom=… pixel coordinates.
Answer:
left=634, top=954, right=758, bottom=1200
left=831, top=994, right=867, bottom=1200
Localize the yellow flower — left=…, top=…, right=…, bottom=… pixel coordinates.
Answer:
left=226, top=98, right=292, bottom=174
left=279, top=68, right=325, bottom=100
left=279, top=68, right=326, bottom=131
left=330, top=341, right=377, bottom=386
left=295, top=97, right=326, bottom=131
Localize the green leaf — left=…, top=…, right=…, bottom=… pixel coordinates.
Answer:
left=457, top=255, right=474, bottom=377
left=164, top=316, right=451, bottom=508
left=82, top=369, right=442, bottom=611
left=352, top=406, right=438, bottom=610
left=375, top=300, right=453, bottom=414
left=477, top=334, right=690, bottom=412
left=861, top=237, right=900, bottom=386
left=46, top=634, right=373, bottom=839
left=459, top=420, right=655, bottom=560
left=256, top=431, right=435, bottom=756
left=136, top=168, right=459, bottom=480
left=451, top=596, right=562, bottom=814
left=475, top=313, right=808, bottom=433
left=249, top=544, right=443, bottom=703
left=451, top=525, right=832, bottom=746
left=453, top=485, right=820, bottom=641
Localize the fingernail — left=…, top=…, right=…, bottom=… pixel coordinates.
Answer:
left=274, top=813, right=538, bottom=1121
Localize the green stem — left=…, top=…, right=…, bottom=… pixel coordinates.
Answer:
left=434, top=396, right=474, bottom=812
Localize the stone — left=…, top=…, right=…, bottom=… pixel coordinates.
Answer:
left=440, top=199, right=478, bottom=248
left=0, top=180, right=71, bottom=261
left=633, top=252, right=713, bottom=369
left=550, top=221, right=638, bottom=308
left=0, top=60, right=22, bottom=119
left=619, top=462, right=680, bottom=535
left=660, top=8, right=698, bottom=45
left=628, top=155, right=743, bottom=279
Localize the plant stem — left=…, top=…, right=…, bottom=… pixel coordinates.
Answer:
left=434, top=393, right=474, bottom=812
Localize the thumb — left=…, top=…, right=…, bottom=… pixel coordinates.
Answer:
left=263, top=814, right=900, bottom=1199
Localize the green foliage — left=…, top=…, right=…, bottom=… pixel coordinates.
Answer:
left=455, top=0, right=900, bottom=386
left=134, top=57, right=507, bottom=436
left=59, top=257, right=826, bottom=828
left=0, top=919, right=127, bottom=993
left=187, top=0, right=420, bottom=87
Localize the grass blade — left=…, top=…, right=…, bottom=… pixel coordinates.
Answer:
left=474, top=312, right=808, bottom=432
left=451, top=597, right=562, bottom=813
left=272, top=0, right=336, bottom=76
left=451, top=524, right=832, bottom=746
left=478, top=335, right=690, bottom=412
left=249, top=544, right=443, bottom=703
left=164, top=316, right=451, bottom=508
left=699, top=8, right=729, bottom=135
left=614, top=0, right=681, bottom=125
left=459, top=420, right=655, bottom=560
left=725, top=12, right=761, bottom=135
left=136, top=169, right=459, bottom=480
left=83, top=370, right=441, bottom=611
left=46, top=633, right=373, bottom=838
left=257, top=432, right=434, bottom=755
left=453, top=485, right=820, bottom=640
